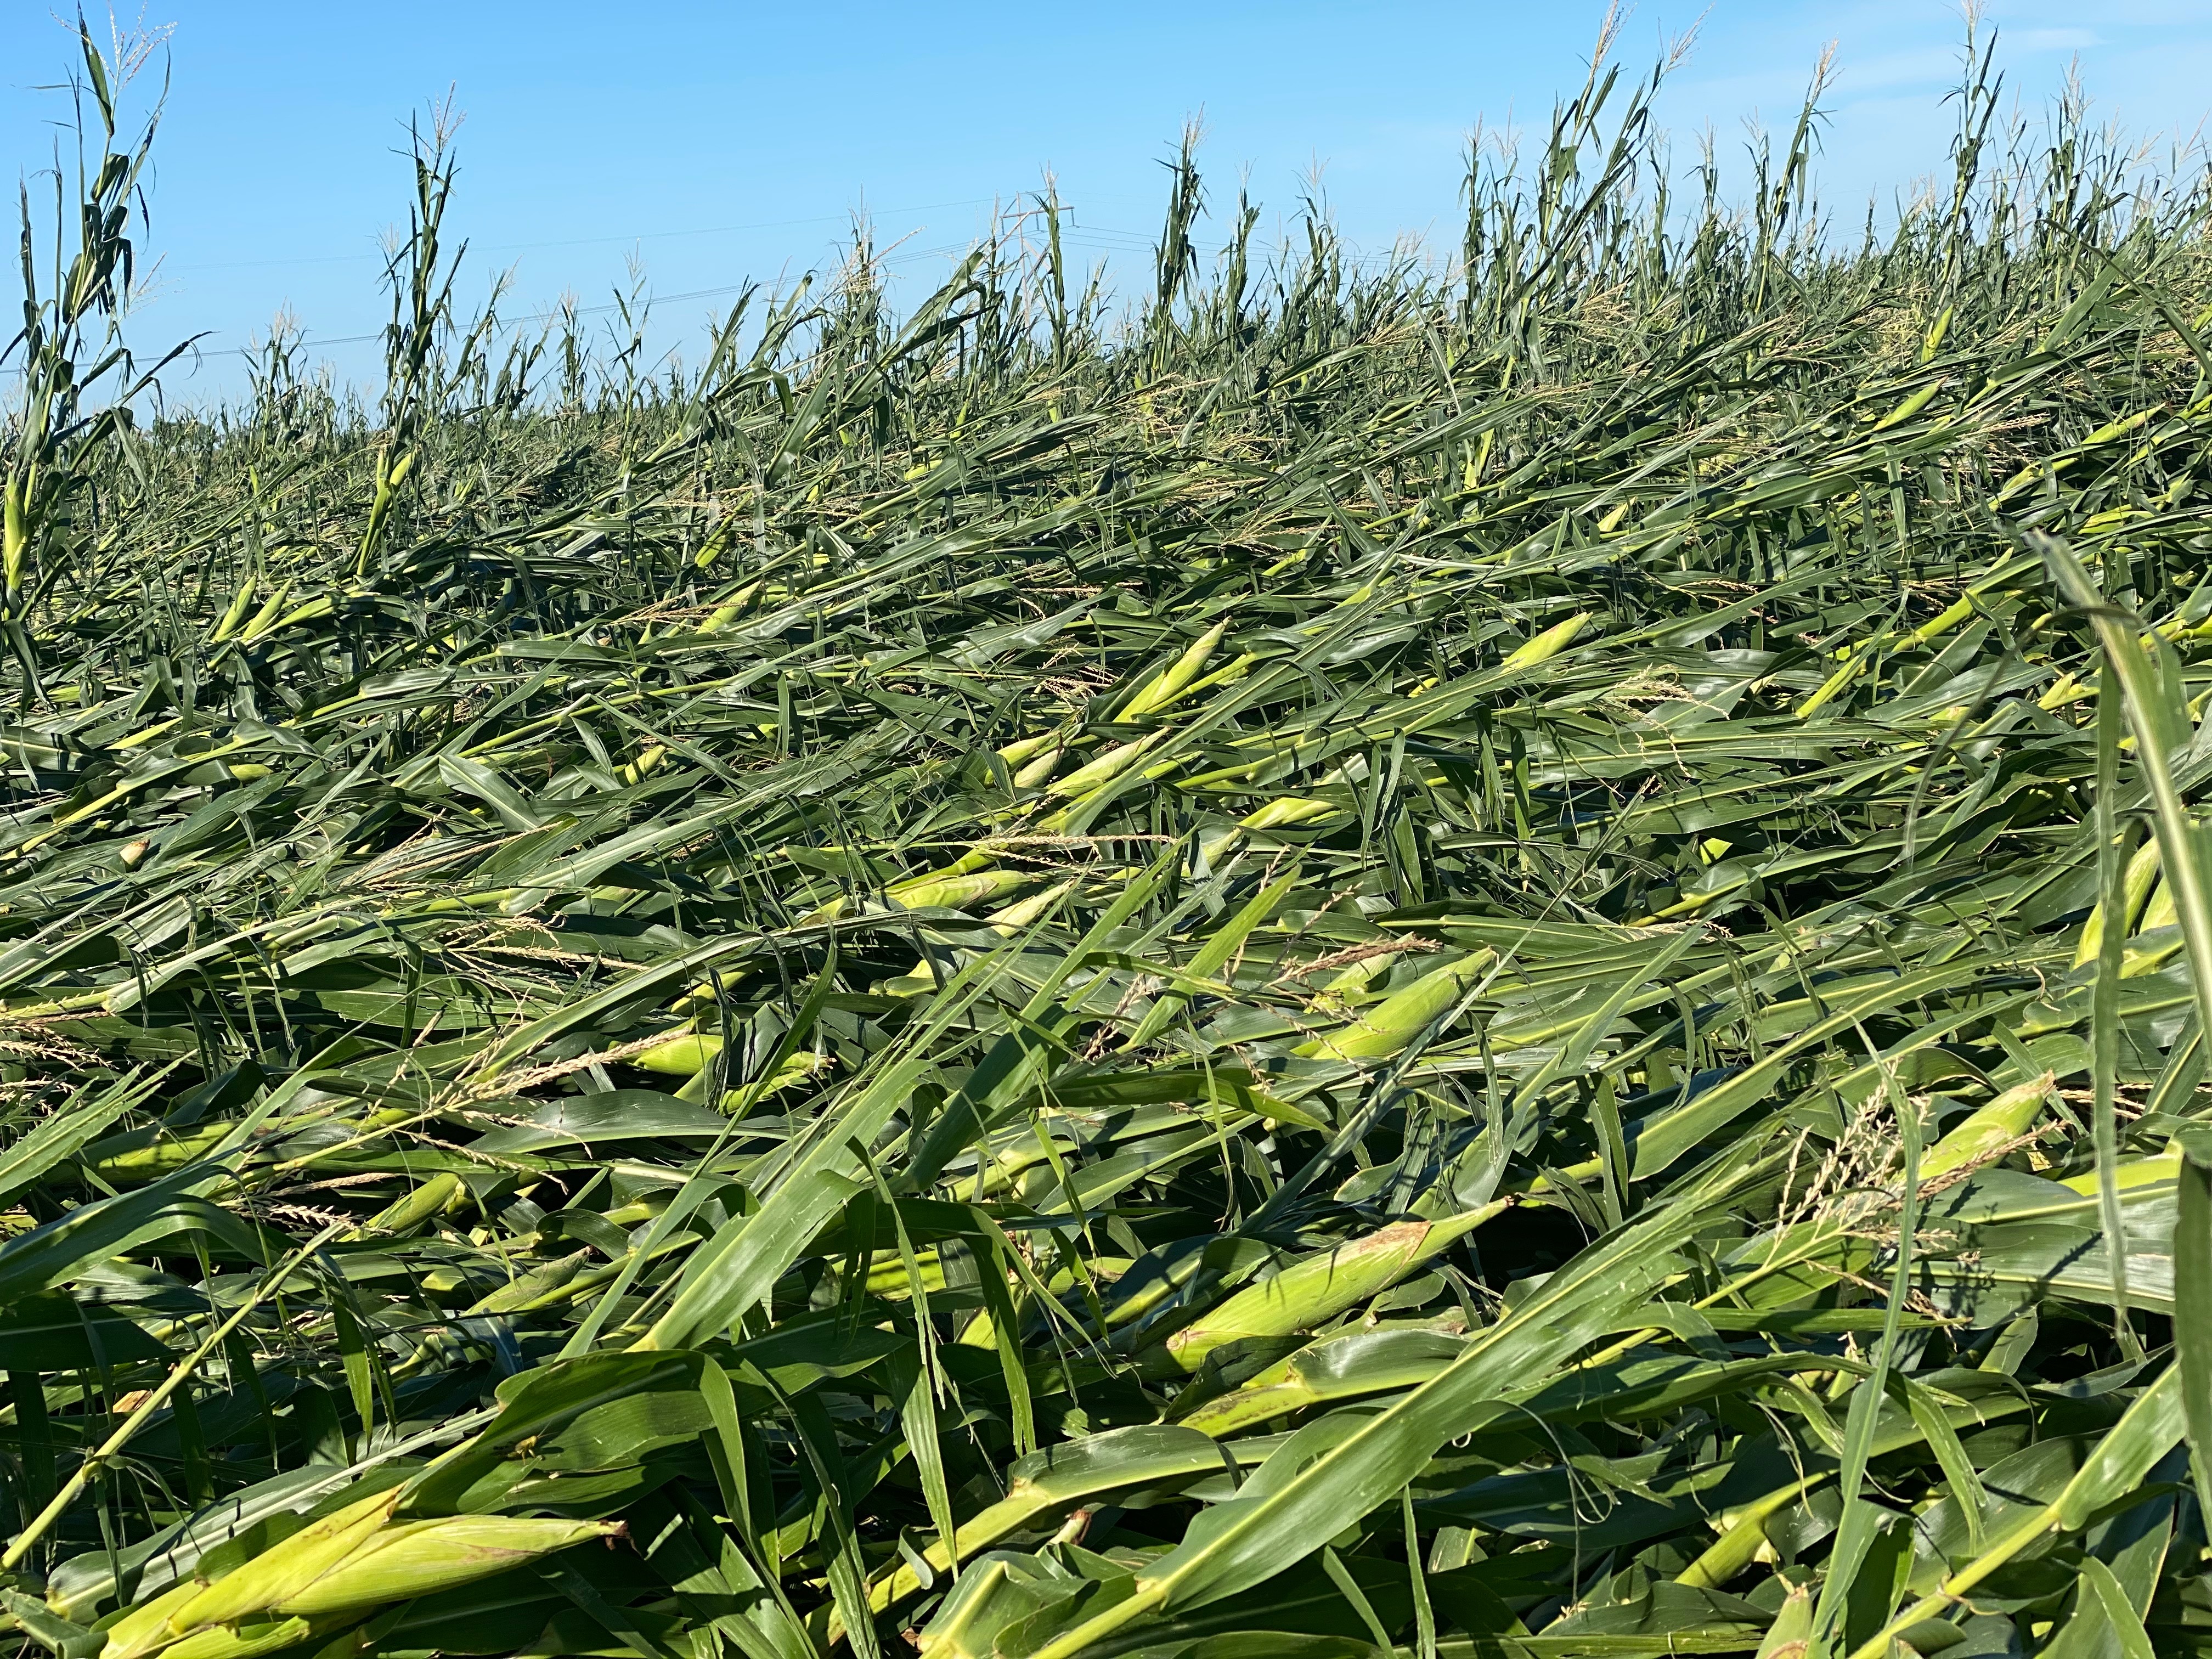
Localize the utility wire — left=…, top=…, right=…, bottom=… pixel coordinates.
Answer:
left=173, top=196, right=1001, bottom=272
left=196, top=213, right=1424, bottom=360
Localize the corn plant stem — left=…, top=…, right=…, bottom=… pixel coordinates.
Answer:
left=0, top=1220, right=345, bottom=1573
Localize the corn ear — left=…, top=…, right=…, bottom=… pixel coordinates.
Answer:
left=670, top=964, right=759, bottom=1014
left=81, top=1123, right=233, bottom=1187
left=1239, top=796, right=1341, bottom=832
left=1753, top=1583, right=1813, bottom=1659
left=233, top=582, right=292, bottom=646
left=165, top=1486, right=400, bottom=1635
left=2124, top=872, right=2185, bottom=976
left=718, top=1049, right=832, bottom=1102
left=701, top=579, right=763, bottom=629
left=985, top=879, right=1076, bottom=935
left=874, top=960, right=940, bottom=997
left=98, top=1578, right=204, bottom=1659
left=1674, top=1479, right=1820, bottom=1589
left=1500, top=612, right=1590, bottom=670
left=2141, top=873, right=2177, bottom=933
left=617, top=744, right=667, bottom=785
left=1319, top=952, right=1402, bottom=999
left=1152, top=1202, right=1507, bottom=1373
left=1918, top=1073, right=2052, bottom=1180
left=464, top=1247, right=592, bottom=1315
left=1048, top=732, right=1165, bottom=798
left=2074, top=838, right=2163, bottom=966
left=272, top=1516, right=622, bottom=1617
left=208, top=577, right=257, bottom=644
left=162, top=1618, right=326, bottom=1659
left=634, top=1032, right=721, bottom=1077
left=884, top=868, right=1031, bottom=911
left=1294, top=948, right=1495, bottom=1060
left=1121, top=620, right=1226, bottom=718
left=363, top=1171, right=464, bottom=1233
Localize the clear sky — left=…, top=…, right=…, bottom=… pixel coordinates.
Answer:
left=4, top=1, right=2209, bottom=405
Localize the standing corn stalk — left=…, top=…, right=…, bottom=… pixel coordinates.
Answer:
left=2, top=19, right=181, bottom=680
left=1147, top=118, right=1205, bottom=377
left=355, top=108, right=471, bottom=579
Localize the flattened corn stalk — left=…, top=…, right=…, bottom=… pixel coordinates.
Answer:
left=2, top=17, right=2212, bottom=1659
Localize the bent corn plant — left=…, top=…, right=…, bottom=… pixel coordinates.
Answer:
left=7, top=18, right=2212, bottom=1659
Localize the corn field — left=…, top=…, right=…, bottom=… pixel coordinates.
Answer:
left=7, top=20, right=2212, bottom=1659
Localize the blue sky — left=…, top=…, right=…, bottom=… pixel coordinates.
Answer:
left=3, top=1, right=2209, bottom=403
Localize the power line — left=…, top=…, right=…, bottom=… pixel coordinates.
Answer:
left=173, top=196, right=1001, bottom=274
left=224, top=279, right=767, bottom=354
left=199, top=217, right=1430, bottom=360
